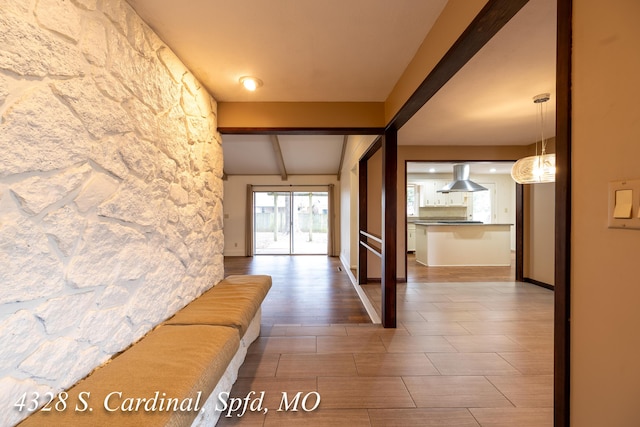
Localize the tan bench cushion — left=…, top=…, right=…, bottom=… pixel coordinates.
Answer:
left=222, top=274, right=272, bottom=294
left=20, top=325, right=239, bottom=427
left=164, top=275, right=271, bottom=336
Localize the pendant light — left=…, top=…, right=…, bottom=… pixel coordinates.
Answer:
left=511, top=93, right=555, bottom=184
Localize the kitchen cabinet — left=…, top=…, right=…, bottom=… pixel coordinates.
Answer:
left=419, top=180, right=447, bottom=206
left=415, top=224, right=428, bottom=265
left=407, top=223, right=416, bottom=252
left=434, top=180, right=448, bottom=206
left=446, top=191, right=468, bottom=206
left=419, top=180, right=469, bottom=206
left=419, top=183, right=435, bottom=206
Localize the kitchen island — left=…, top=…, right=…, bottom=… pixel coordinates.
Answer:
left=415, top=222, right=513, bottom=267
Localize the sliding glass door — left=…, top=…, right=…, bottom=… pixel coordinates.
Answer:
left=254, top=191, right=328, bottom=255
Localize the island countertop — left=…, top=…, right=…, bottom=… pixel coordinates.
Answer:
left=414, top=222, right=513, bottom=226
left=414, top=223, right=512, bottom=267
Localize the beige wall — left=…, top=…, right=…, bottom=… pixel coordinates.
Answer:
left=572, top=1, right=640, bottom=425
left=524, top=183, right=555, bottom=285
left=366, top=150, right=383, bottom=278
left=337, top=135, right=379, bottom=276
left=218, top=102, right=384, bottom=129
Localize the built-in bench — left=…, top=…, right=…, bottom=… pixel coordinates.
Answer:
left=19, top=275, right=272, bottom=427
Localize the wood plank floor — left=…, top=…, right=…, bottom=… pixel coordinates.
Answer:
left=225, top=255, right=371, bottom=324
left=406, top=253, right=516, bottom=282
left=221, top=255, right=553, bottom=427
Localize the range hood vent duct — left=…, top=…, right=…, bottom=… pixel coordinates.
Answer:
left=437, top=164, right=488, bottom=193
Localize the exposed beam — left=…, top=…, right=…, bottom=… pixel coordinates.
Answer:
left=218, top=127, right=383, bottom=136
left=359, top=136, right=383, bottom=163
left=270, top=135, right=288, bottom=181
left=384, top=0, right=487, bottom=122
left=387, top=0, right=530, bottom=131
left=336, top=135, right=348, bottom=181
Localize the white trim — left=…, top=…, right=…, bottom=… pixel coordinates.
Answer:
left=223, top=249, right=245, bottom=257
left=340, top=255, right=381, bottom=324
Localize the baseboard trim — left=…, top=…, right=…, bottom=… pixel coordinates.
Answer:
left=340, top=257, right=381, bottom=324
left=523, top=277, right=555, bottom=290
left=223, top=250, right=246, bottom=257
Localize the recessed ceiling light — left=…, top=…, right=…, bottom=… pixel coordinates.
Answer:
left=429, top=168, right=436, bottom=173
left=239, top=76, right=262, bottom=91
left=490, top=168, right=497, bottom=173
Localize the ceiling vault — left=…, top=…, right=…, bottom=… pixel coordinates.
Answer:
left=270, top=135, right=288, bottom=180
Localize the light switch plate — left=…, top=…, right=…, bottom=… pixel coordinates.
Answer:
left=608, top=179, right=640, bottom=230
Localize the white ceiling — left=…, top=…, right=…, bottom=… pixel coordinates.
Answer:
left=126, top=0, right=448, bottom=102
left=223, top=134, right=344, bottom=176
left=126, top=0, right=556, bottom=177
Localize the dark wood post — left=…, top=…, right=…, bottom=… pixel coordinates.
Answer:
left=358, top=158, right=368, bottom=285
left=515, top=183, right=524, bottom=282
left=381, top=128, right=397, bottom=328
left=555, top=0, right=572, bottom=424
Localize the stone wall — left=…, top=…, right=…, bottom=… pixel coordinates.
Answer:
left=0, top=1, right=224, bottom=425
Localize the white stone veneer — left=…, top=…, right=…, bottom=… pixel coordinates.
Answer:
left=0, top=1, right=224, bottom=425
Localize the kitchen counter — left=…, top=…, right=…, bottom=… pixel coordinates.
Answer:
left=415, top=223, right=512, bottom=267
left=415, top=222, right=513, bottom=226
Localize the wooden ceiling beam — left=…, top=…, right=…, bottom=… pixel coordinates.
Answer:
left=270, top=135, right=288, bottom=180
left=337, top=135, right=348, bottom=181
left=387, top=0, right=530, bottom=131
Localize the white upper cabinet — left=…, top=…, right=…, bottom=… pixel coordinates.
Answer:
left=419, top=180, right=469, bottom=206
left=447, top=191, right=468, bottom=206
left=419, top=182, right=435, bottom=206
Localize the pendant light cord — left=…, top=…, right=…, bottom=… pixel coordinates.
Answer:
left=539, top=100, right=546, bottom=156
left=535, top=94, right=549, bottom=157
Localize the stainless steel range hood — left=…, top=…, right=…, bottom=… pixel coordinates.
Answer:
left=437, top=164, right=488, bottom=193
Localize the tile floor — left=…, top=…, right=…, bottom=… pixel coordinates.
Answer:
left=219, top=272, right=554, bottom=426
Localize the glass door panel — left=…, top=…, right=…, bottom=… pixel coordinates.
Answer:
left=254, top=191, right=291, bottom=254
left=292, top=192, right=328, bottom=254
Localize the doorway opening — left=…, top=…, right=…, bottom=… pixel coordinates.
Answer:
left=253, top=191, right=329, bottom=255
left=472, top=182, right=496, bottom=224
left=405, top=161, right=519, bottom=282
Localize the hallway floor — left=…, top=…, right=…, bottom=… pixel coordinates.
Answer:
left=220, top=256, right=553, bottom=426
